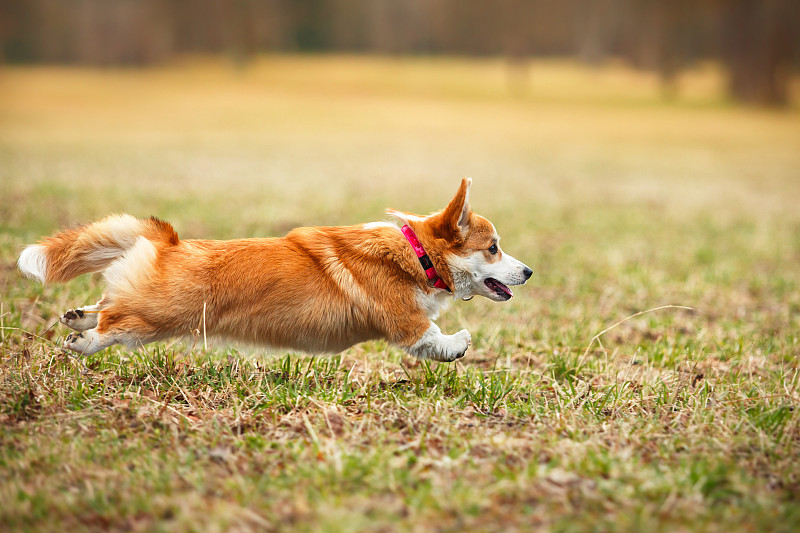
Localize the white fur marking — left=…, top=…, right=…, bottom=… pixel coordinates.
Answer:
left=97, top=214, right=144, bottom=246
left=18, top=245, right=48, bottom=283
left=63, top=329, right=117, bottom=356
left=447, top=248, right=531, bottom=301
left=415, top=287, right=453, bottom=320
left=362, top=221, right=396, bottom=230
left=61, top=305, right=101, bottom=331
left=103, top=236, right=158, bottom=297
left=407, top=322, right=471, bottom=362
left=85, top=214, right=145, bottom=264
left=386, top=209, right=428, bottom=225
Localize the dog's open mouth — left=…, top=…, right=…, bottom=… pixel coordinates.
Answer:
left=485, top=278, right=513, bottom=300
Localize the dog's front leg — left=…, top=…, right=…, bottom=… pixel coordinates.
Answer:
left=405, top=322, right=471, bottom=362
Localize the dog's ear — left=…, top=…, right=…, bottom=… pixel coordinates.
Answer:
left=440, top=178, right=472, bottom=239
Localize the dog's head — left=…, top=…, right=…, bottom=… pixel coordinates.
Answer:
left=389, top=178, right=532, bottom=301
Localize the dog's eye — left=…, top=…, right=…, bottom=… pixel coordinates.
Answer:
left=488, top=244, right=498, bottom=255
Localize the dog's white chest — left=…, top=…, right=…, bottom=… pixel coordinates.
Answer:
left=416, top=288, right=453, bottom=320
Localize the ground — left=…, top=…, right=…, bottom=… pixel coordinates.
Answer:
left=1, top=56, right=799, bottom=532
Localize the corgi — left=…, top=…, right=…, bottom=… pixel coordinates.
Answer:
left=17, top=178, right=532, bottom=362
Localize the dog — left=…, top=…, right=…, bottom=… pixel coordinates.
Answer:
left=17, top=178, right=532, bottom=361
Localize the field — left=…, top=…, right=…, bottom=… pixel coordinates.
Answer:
left=1, top=56, right=799, bottom=532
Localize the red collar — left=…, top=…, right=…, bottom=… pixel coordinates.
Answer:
left=400, top=224, right=451, bottom=292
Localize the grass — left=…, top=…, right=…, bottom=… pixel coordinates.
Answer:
left=1, top=56, right=799, bottom=532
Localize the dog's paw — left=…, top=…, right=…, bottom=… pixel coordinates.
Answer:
left=431, top=329, right=471, bottom=363
left=63, top=332, right=87, bottom=353
left=62, top=330, right=112, bottom=356
left=407, top=324, right=472, bottom=363
left=452, top=329, right=471, bottom=360
left=61, top=308, right=98, bottom=331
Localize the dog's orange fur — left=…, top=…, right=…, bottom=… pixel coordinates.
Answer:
left=19, top=179, right=528, bottom=359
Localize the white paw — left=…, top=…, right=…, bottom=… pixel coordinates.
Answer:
left=61, top=308, right=98, bottom=331
left=63, top=331, right=90, bottom=353
left=450, top=329, right=472, bottom=360
left=407, top=324, right=472, bottom=363
left=63, top=330, right=110, bottom=356
left=430, top=329, right=471, bottom=362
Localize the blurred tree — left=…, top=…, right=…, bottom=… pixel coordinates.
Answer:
left=0, top=0, right=36, bottom=62
left=721, top=0, right=796, bottom=105
left=0, top=0, right=797, bottom=105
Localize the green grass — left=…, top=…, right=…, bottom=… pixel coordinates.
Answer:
left=1, top=56, right=799, bottom=532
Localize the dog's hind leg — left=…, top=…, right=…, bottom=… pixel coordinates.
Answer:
left=60, top=295, right=110, bottom=331
left=63, top=329, right=119, bottom=356
left=62, top=304, right=162, bottom=356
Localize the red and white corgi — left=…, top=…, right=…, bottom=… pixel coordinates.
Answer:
left=18, top=178, right=532, bottom=361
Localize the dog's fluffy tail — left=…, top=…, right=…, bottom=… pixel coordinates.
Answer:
left=18, top=214, right=179, bottom=284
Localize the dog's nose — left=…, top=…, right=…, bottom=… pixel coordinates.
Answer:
left=523, top=267, right=533, bottom=279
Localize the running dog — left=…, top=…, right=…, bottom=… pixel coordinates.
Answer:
left=18, top=178, right=532, bottom=361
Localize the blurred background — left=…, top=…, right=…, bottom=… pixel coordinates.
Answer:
left=1, top=1, right=799, bottom=105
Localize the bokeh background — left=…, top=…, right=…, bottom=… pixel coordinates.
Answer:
left=3, top=0, right=800, bottom=106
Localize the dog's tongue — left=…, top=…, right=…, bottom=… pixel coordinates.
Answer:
left=486, top=278, right=513, bottom=298
left=497, top=281, right=513, bottom=298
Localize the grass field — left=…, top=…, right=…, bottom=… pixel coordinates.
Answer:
left=1, top=56, right=799, bottom=532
